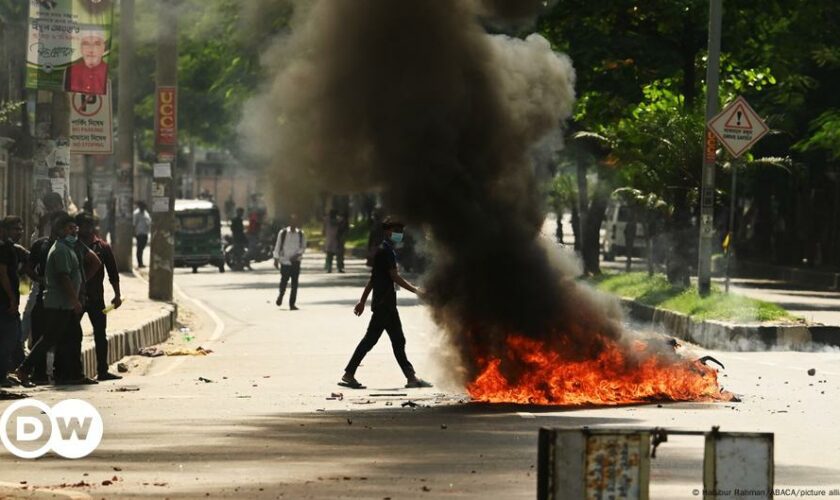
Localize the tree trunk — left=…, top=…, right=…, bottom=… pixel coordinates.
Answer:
left=582, top=190, right=608, bottom=276
left=571, top=206, right=581, bottom=251
left=666, top=190, right=691, bottom=287
left=624, top=212, right=637, bottom=273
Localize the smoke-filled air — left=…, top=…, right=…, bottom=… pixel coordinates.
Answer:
left=241, top=0, right=730, bottom=405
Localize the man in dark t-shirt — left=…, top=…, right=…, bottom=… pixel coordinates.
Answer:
left=340, top=219, right=432, bottom=390
left=77, top=213, right=123, bottom=381
left=0, top=217, right=23, bottom=386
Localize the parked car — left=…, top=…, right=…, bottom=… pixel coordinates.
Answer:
left=174, top=199, right=225, bottom=273
left=601, top=201, right=646, bottom=261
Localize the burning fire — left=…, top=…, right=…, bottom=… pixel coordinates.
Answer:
left=468, top=335, right=733, bottom=405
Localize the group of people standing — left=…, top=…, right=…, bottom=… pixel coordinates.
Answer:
left=1, top=210, right=123, bottom=388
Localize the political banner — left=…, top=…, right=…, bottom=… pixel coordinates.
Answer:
left=26, top=0, right=114, bottom=95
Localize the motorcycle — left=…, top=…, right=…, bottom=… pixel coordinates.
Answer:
left=224, top=233, right=275, bottom=271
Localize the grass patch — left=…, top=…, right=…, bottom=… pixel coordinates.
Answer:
left=593, top=272, right=795, bottom=323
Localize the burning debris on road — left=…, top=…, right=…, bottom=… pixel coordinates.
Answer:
left=245, top=0, right=732, bottom=406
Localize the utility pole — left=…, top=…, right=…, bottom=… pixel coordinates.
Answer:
left=114, top=0, right=136, bottom=272
left=149, top=0, right=178, bottom=301
left=697, top=0, right=723, bottom=296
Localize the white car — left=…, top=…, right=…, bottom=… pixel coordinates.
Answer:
left=601, top=201, right=646, bottom=261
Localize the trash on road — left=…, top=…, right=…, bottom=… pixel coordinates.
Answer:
left=166, top=346, right=213, bottom=356
left=138, top=346, right=165, bottom=357
left=370, top=393, right=407, bottom=397
left=198, top=377, right=213, bottom=383
left=808, top=368, right=816, bottom=376
left=401, top=400, right=418, bottom=408
left=326, top=392, right=344, bottom=401
left=117, top=362, right=129, bottom=373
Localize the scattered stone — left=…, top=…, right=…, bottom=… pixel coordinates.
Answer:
left=401, top=401, right=418, bottom=408
left=440, top=424, right=447, bottom=429
left=422, top=486, right=431, bottom=492
left=347, top=418, right=353, bottom=425
left=808, top=368, right=816, bottom=376
left=113, top=467, right=122, bottom=472
left=0, top=390, right=28, bottom=400
left=110, top=386, right=140, bottom=392
left=117, top=362, right=129, bottom=373
left=198, top=377, right=213, bottom=383
left=102, top=480, right=113, bottom=486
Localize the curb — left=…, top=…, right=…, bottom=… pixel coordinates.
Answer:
left=619, top=298, right=840, bottom=350
left=736, top=260, right=840, bottom=290
left=79, top=298, right=177, bottom=379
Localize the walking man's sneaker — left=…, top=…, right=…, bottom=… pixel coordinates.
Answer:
left=276, top=294, right=283, bottom=306
left=290, top=305, right=299, bottom=311
left=405, top=377, right=433, bottom=389
left=338, top=373, right=366, bottom=389
left=98, top=372, right=123, bottom=381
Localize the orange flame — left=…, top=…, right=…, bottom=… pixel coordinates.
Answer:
left=468, top=335, right=733, bottom=405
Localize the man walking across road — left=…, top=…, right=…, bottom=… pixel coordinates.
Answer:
left=77, top=213, right=123, bottom=381
left=273, top=214, right=306, bottom=310
left=340, top=219, right=432, bottom=390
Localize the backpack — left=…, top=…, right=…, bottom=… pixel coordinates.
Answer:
left=280, top=229, right=304, bottom=252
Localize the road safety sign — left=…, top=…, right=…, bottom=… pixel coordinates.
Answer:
left=708, top=96, right=769, bottom=158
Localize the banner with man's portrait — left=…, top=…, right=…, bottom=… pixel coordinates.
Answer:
left=26, top=0, right=114, bottom=95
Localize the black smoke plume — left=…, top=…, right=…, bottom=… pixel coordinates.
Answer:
left=242, top=0, right=624, bottom=385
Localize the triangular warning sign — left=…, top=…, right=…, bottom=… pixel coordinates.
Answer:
left=708, top=96, right=769, bottom=158
left=723, top=103, right=753, bottom=130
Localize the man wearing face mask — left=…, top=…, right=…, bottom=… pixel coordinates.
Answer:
left=340, top=218, right=432, bottom=390
left=15, top=214, right=98, bottom=385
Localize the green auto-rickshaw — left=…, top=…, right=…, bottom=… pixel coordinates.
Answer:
left=174, top=199, right=225, bottom=273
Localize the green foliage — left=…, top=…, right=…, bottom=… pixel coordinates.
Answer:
left=0, top=100, right=23, bottom=125
left=593, top=272, right=795, bottom=323
left=795, top=110, right=840, bottom=160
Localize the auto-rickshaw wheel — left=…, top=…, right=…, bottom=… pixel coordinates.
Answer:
left=192, top=266, right=198, bottom=273
left=218, top=264, right=225, bottom=273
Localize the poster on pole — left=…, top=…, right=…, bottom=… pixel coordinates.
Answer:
left=26, top=0, right=114, bottom=95
left=70, top=79, right=113, bottom=154
left=156, top=86, right=177, bottom=146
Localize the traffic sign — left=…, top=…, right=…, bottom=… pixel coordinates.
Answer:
left=708, top=96, right=769, bottom=158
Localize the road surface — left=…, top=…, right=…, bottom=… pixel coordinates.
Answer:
left=2, top=252, right=840, bottom=498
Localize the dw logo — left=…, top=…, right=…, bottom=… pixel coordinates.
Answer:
left=0, top=399, right=103, bottom=459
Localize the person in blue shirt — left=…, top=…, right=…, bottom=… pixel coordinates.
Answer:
left=340, top=219, right=432, bottom=389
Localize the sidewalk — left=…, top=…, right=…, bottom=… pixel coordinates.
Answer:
left=20, top=272, right=177, bottom=378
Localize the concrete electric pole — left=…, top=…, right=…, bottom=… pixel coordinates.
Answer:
left=697, top=0, right=723, bottom=296
left=114, top=0, right=136, bottom=272
left=148, top=0, right=178, bottom=301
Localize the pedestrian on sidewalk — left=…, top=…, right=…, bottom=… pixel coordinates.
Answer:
left=77, top=213, right=123, bottom=381
left=3, top=217, right=28, bottom=369
left=15, top=214, right=98, bottom=386
left=323, top=209, right=340, bottom=273
left=273, top=214, right=306, bottom=310
left=133, top=201, right=151, bottom=268
left=21, top=215, right=63, bottom=385
left=340, top=219, right=432, bottom=390
left=0, top=217, right=23, bottom=387
left=336, top=211, right=348, bottom=273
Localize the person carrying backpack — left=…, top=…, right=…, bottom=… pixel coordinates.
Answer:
left=273, top=214, right=306, bottom=310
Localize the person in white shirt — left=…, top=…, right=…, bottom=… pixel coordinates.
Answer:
left=132, top=201, right=151, bottom=268
left=273, top=214, right=306, bottom=310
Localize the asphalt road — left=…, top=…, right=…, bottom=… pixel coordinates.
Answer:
left=2, top=252, right=840, bottom=499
